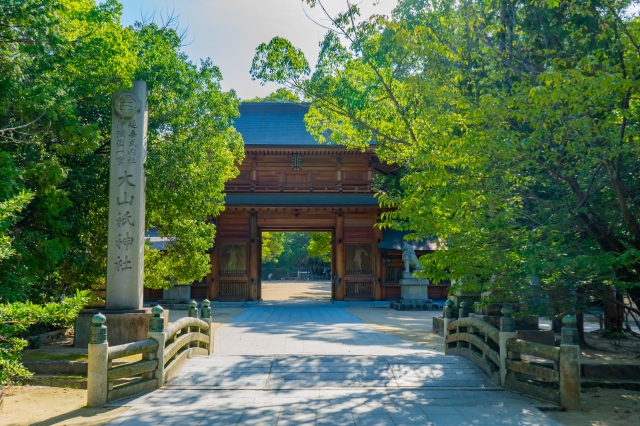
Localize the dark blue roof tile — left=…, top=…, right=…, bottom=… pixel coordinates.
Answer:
left=234, top=102, right=325, bottom=146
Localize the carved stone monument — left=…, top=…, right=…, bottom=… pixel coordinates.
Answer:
left=391, top=243, right=436, bottom=311
left=105, top=82, right=147, bottom=309
left=75, top=82, right=168, bottom=347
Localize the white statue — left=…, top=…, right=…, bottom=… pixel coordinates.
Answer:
left=353, top=246, right=368, bottom=271
left=402, top=242, right=422, bottom=274
left=227, top=245, right=241, bottom=270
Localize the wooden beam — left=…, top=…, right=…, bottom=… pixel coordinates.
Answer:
left=375, top=225, right=383, bottom=301
left=257, top=218, right=336, bottom=228
left=249, top=212, right=259, bottom=301
left=335, top=212, right=345, bottom=301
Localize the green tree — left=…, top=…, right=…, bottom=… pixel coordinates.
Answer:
left=136, top=22, right=243, bottom=289
left=308, top=232, right=331, bottom=263
left=0, top=153, right=33, bottom=262
left=277, top=232, right=310, bottom=271
left=245, top=88, right=301, bottom=103
left=0, top=0, right=137, bottom=301
left=0, top=0, right=242, bottom=299
left=252, top=0, right=640, bottom=335
left=262, top=231, right=286, bottom=263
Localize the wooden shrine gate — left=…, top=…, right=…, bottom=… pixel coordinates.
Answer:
left=207, top=204, right=382, bottom=302
left=201, top=102, right=446, bottom=302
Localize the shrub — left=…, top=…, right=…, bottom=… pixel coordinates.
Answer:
left=0, top=290, right=96, bottom=385
left=0, top=337, right=30, bottom=385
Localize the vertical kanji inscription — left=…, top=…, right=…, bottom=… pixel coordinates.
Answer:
left=106, top=82, right=148, bottom=310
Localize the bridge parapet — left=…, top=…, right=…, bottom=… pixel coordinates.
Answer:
left=87, top=300, right=214, bottom=406
left=445, top=304, right=580, bottom=410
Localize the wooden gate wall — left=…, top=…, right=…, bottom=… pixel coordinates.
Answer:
left=207, top=207, right=382, bottom=302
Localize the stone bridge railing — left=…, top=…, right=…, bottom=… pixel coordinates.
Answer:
left=444, top=301, right=580, bottom=410
left=87, top=300, right=213, bottom=407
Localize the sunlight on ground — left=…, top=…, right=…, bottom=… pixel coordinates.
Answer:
left=261, top=280, right=331, bottom=300
left=347, top=307, right=445, bottom=353
left=1, top=386, right=129, bottom=426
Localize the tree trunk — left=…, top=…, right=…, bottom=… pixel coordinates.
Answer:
left=628, top=286, right=640, bottom=310
left=576, top=286, right=589, bottom=346
left=604, top=287, right=623, bottom=332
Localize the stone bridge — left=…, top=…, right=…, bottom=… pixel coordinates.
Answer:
left=102, top=304, right=561, bottom=425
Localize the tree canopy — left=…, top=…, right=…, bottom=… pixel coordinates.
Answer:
left=262, top=231, right=286, bottom=263
left=0, top=0, right=242, bottom=301
left=252, top=0, right=640, bottom=334
left=261, top=232, right=331, bottom=276
left=308, top=232, right=331, bottom=263
left=245, top=87, right=301, bottom=103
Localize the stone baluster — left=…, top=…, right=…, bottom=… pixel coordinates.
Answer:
left=188, top=300, right=198, bottom=318
left=87, top=313, right=108, bottom=407
left=559, top=315, right=580, bottom=410
left=148, top=305, right=166, bottom=386
left=499, top=305, right=518, bottom=387
left=443, top=299, right=455, bottom=353
left=188, top=300, right=198, bottom=346
left=457, top=301, right=469, bottom=348
left=458, top=301, right=469, bottom=318
left=200, top=299, right=213, bottom=354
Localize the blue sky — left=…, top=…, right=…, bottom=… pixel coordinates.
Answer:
left=118, top=0, right=398, bottom=99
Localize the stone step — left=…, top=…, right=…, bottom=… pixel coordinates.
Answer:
left=22, top=359, right=131, bottom=376
left=582, top=379, right=640, bottom=391
left=20, top=373, right=140, bottom=390
left=20, top=374, right=87, bottom=389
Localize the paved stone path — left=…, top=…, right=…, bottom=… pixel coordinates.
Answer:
left=214, top=306, right=427, bottom=355
left=107, top=305, right=563, bottom=425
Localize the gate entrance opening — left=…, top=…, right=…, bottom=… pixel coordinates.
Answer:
left=260, top=231, right=332, bottom=301
left=209, top=205, right=383, bottom=302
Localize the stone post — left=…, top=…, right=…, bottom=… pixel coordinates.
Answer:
left=559, top=315, right=581, bottom=410
left=456, top=301, right=469, bottom=348
left=188, top=299, right=198, bottom=349
left=458, top=301, right=469, bottom=318
left=200, top=299, right=213, bottom=355
left=87, top=313, right=108, bottom=407
left=188, top=300, right=198, bottom=318
left=105, top=81, right=148, bottom=310
left=443, top=299, right=455, bottom=353
left=499, top=305, right=518, bottom=387
left=148, top=305, right=166, bottom=386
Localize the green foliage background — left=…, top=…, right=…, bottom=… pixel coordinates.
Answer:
left=0, top=0, right=243, bottom=300
left=308, top=232, right=331, bottom=263
left=0, top=289, right=94, bottom=384
left=252, top=0, right=640, bottom=332
left=262, top=232, right=331, bottom=277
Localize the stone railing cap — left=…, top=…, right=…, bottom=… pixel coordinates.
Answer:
left=501, top=305, right=514, bottom=316
left=563, top=314, right=577, bottom=327
left=151, top=305, right=164, bottom=316
left=92, top=312, right=107, bottom=325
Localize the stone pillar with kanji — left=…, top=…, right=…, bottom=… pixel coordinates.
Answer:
left=105, top=81, right=148, bottom=310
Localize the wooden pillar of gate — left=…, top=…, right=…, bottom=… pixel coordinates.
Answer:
left=249, top=211, right=259, bottom=301
left=208, top=243, right=220, bottom=300
left=374, top=225, right=383, bottom=300
left=257, top=231, right=262, bottom=300
left=335, top=211, right=345, bottom=301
